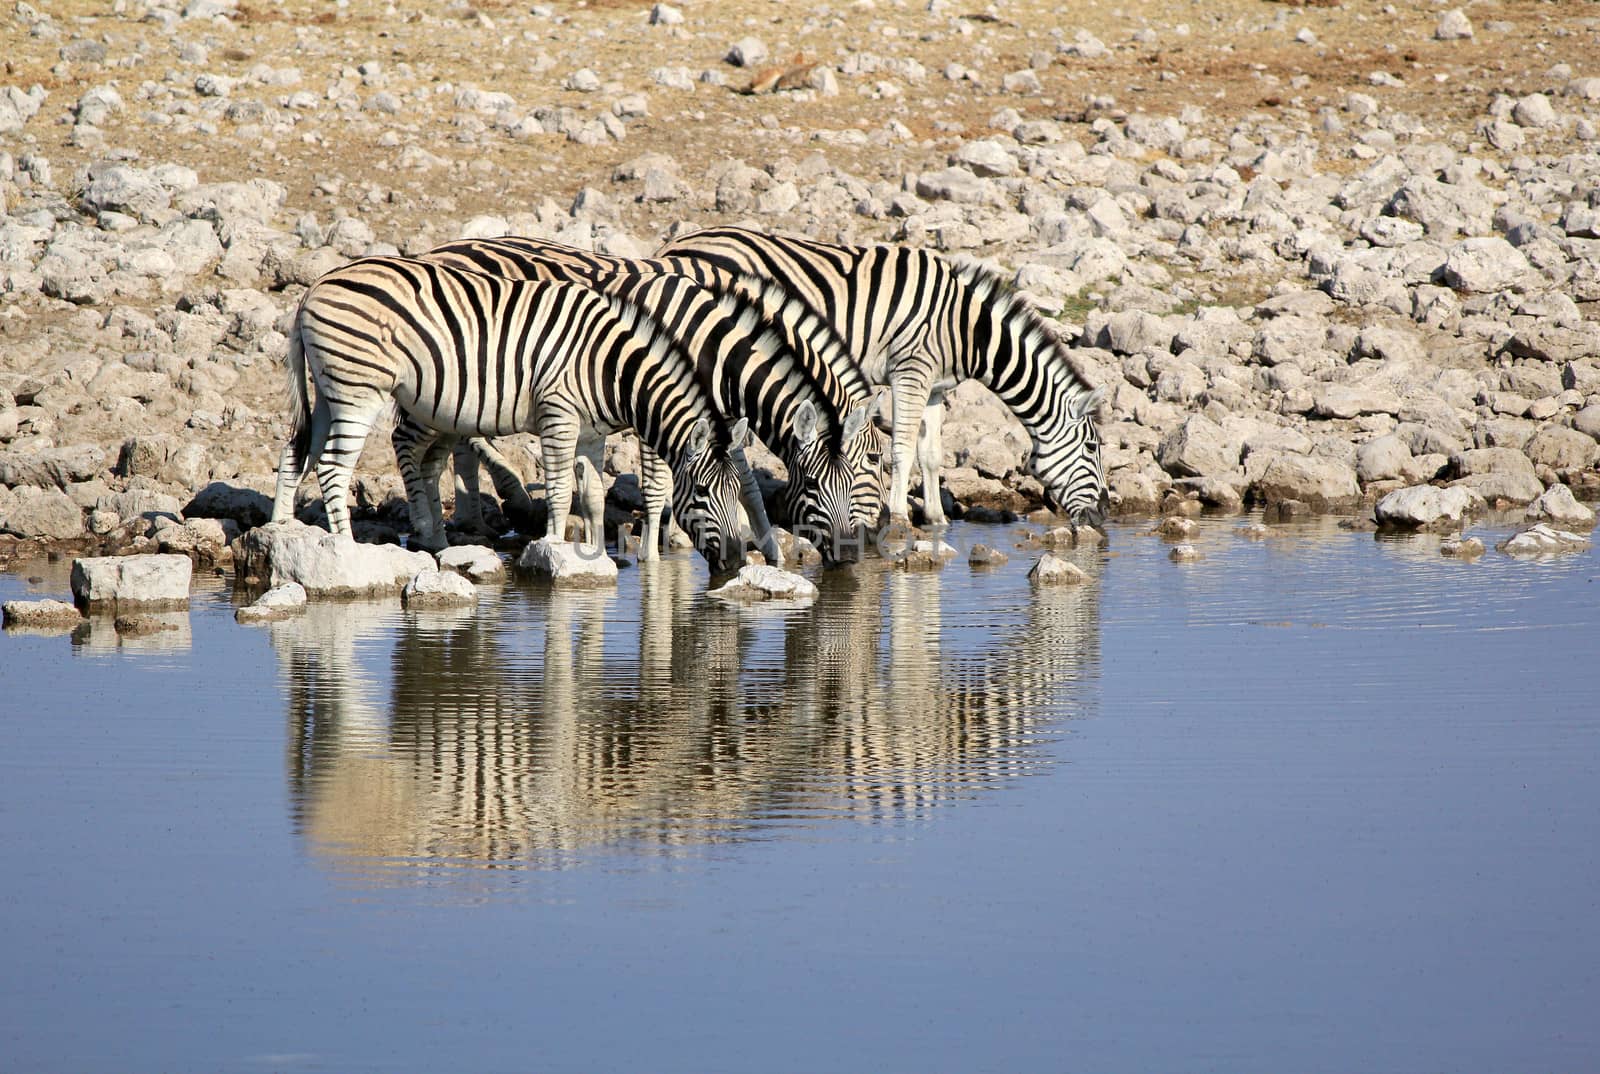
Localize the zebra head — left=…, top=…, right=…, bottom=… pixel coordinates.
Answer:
left=672, top=416, right=751, bottom=574
left=1036, top=386, right=1109, bottom=533
left=778, top=398, right=886, bottom=565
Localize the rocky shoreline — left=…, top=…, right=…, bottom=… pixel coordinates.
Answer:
left=3, top=1, right=1599, bottom=573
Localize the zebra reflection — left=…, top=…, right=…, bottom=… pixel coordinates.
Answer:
left=276, top=561, right=1101, bottom=878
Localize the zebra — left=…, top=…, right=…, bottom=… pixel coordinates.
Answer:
left=268, top=255, right=751, bottom=573
left=401, top=237, right=886, bottom=562
left=652, top=226, right=1109, bottom=531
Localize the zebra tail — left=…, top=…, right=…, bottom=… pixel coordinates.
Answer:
left=284, top=308, right=313, bottom=464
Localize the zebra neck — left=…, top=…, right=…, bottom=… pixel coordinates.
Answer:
left=957, top=282, right=1089, bottom=432
left=617, top=364, right=713, bottom=470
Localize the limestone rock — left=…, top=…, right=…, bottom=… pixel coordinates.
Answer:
left=516, top=536, right=618, bottom=587
left=1168, top=543, right=1202, bottom=562
left=1356, top=434, right=1412, bottom=483
left=709, top=564, right=817, bottom=602
left=1439, top=536, right=1485, bottom=558
left=1435, top=10, right=1473, bottom=40
left=892, top=539, right=957, bottom=571
left=1157, top=414, right=1237, bottom=479
left=436, top=544, right=506, bottom=581
left=1523, top=425, right=1599, bottom=473
left=1497, top=524, right=1592, bottom=557
left=1029, top=552, right=1088, bottom=586
left=1374, top=484, right=1485, bottom=530
left=232, top=520, right=437, bottom=597
left=1525, top=485, right=1596, bottom=529
left=71, top=553, right=193, bottom=610
left=1155, top=516, right=1197, bottom=540
left=1438, top=237, right=1533, bottom=294
left=0, top=445, right=107, bottom=489
left=151, top=516, right=238, bottom=566
left=402, top=568, right=479, bottom=608
left=1250, top=453, right=1362, bottom=510
left=969, top=543, right=1008, bottom=567
left=235, top=582, right=308, bottom=623
left=3, top=599, right=84, bottom=631
left=0, top=487, right=85, bottom=539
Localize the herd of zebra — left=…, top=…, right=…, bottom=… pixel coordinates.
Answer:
left=270, top=225, right=1110, bottom=574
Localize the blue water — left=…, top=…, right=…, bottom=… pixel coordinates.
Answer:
left=2, top=516, right=1596, bottom=1073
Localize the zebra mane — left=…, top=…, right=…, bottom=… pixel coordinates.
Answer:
left=720, top=267, right=872, bottom=436
left=947, top=256, right=1099, bottom=397
left=596, top=289, right=731, bottom=451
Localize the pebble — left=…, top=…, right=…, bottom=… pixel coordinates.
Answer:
left=1439, top=536, right=1485, bottom=558
left=969, top=543, right=1008, bottom=567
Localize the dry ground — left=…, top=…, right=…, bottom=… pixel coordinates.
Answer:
left=8, top=0, right=1597, bottom=248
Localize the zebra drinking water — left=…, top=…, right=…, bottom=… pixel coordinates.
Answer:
left=268, top=255, right=751, bottom=573
left=654, top=227, right=1109, bottom=531
left=408, top=237, right=886, bottom=563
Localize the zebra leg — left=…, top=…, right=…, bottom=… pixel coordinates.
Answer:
left=471, top=438, right=540, bottom=531
left=573, top=455, right=605, bottom=547
left=392, top=416, right=449, bottom=550
left=733, top=445, right=783, bottom=567
left=450, top=440, right=486, bottom=534
left=575, top=427, right=606, bottom=546
left=415, top=437, right=455, bottom=550
left=314, top=396, right=387, bottom=540
left=272, top=391, right=332, bottom=524
left=638, top=445, right=669, bottom=561
left=537, top=408, right=581, bottom=544
left=886, top=376, right=933, bottom=526
left=916, top=397, right=948, bottom=527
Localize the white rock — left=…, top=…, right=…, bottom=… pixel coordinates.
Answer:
left=726, top=37, right=768, bottom=67
left=1497, top=524, right=1593, bottom=557
left=402, top=569, right=479, bottom=608
left=1029, top=553, right=1089, bottom=586
left=234, top=582, right=308, bottom=623
left=1434, top=9, right=1473, bottom=40
left=709, top=564, right=818, bottom=602
left=2, top=598, right=84, bottom=631
left=1168, top=543, right=1202, bottom=562
left=516, top=536, right=618, bottom=586
left=1511, top=93, right=1558, bottom=129
left=1439, top=536, right=1485, bottom=559
left=1357, top=435, right=1413, bottom=483
left=1524, top=485, right=1596, bottom=529
left=1438, top=237, right=1533, bottom=294
left=1375, top=485, right=1485, bottom=530
left=232, top=520, right=437, bottom=597
left=437, top=544, right=506, bottom=581
left=71, top=554, right=193, bottom=610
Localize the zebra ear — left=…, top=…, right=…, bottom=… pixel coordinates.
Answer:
left=1071, top=387, right=1105, bottom=419
left=729, top=416, right=752, bottom=450
left=841, top=399, right=873, bottom=442
left=686, top=417, right=713, bottom=460
left=793, top=400, right=820, bottom=446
